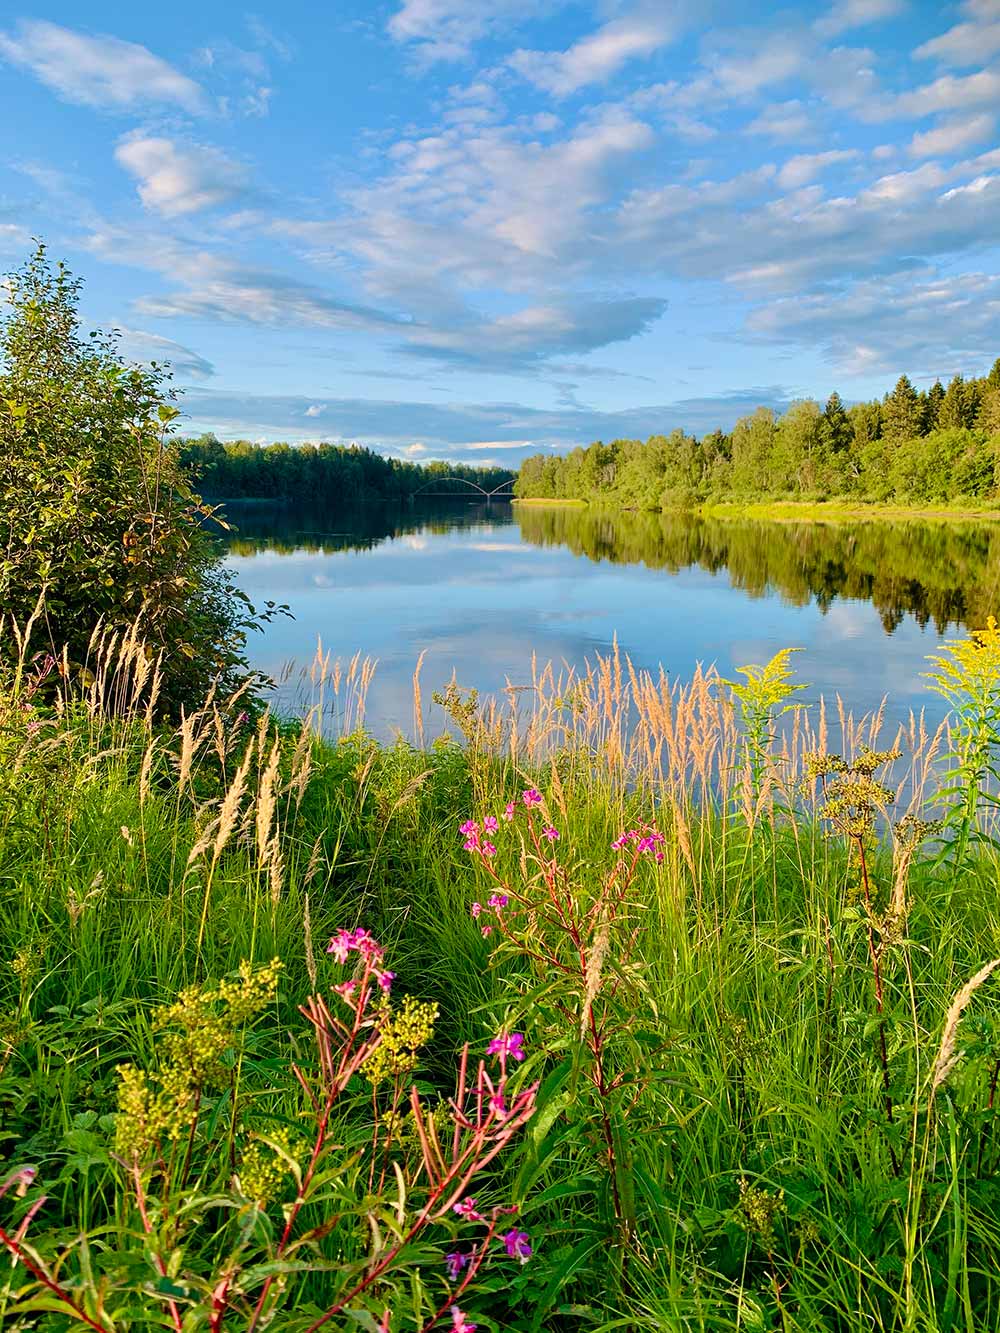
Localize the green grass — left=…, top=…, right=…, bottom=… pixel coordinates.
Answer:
left=4, top=658, right=1000, bottom=1332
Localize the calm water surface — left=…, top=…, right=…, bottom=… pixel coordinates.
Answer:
left=223, top=501, right=1000, bottom=738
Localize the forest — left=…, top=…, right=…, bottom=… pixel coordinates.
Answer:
left=179, top=435, right=515, bottom=502
left=515, top=361, right=1000, bottom=508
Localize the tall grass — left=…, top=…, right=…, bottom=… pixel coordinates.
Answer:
left=3, top=622, right=1000, bottom=1330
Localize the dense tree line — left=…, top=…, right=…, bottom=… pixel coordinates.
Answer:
left=179, top=435, right=514, bottom=502
left=516, top=360, right=1000, bottom=508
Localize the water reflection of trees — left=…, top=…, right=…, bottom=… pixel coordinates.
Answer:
left=516, top=506, right=1000, bottom=633
left=219, top=500, right=511, bottom=556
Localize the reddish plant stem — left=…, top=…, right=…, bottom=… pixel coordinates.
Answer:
left=0, top=1224, right=110, bottom=1333
left=131, top=1164, right=184, bottom=1333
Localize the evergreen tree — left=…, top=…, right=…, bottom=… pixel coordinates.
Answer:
left=818, top=391, right=852, bottom=453
left=939, top=375, right=972, bottom=429
left=882, top=375, right=921, bottom=445
left=924, top=380, right=945, bottom=432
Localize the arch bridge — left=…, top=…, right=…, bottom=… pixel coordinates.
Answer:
left=409, top=476, right=516, bottom=498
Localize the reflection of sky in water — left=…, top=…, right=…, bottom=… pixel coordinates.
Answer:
left=227, top=507, right=952, bottom=740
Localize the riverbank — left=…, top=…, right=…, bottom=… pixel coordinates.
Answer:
left=515, top=495, right=1000, bottom=522
left=4, top=637, right=1000, bottom=1329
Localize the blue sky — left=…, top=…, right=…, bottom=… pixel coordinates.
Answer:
left=2, top=1, right=999, bottom=466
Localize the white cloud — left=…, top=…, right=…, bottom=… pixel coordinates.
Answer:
left=304, top=404, right=324, bottom=417
left=387, top=0, right=554, bottom=62
left=744, top=100, right=814, bottom=140
left=747, top=269, right=1000, bottom=376
left=0, top=20, right=208, bottom=113
left=777, top=149, right=859, bottom=188
left=815, top=0, right=905, bottom=39
left=877, top=67, right=1000, bottom=120
left=915, top=0, right=1000, bottom=67
left=83, top=226, right=405, bottom=331
left=0, top=223, right=31, bottom=252
left=115, top=135, right=253, bottom=217
left=509, top=10, right=678, bottom=97
left=113, top=327, right=214, bottom=380
left=908, top=113, right=995, bottom=158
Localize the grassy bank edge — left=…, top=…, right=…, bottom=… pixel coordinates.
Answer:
left=515, top=496, right=1000, bottom=523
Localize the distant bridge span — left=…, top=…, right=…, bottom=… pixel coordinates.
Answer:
left=409, top=476, right=516, bottom=498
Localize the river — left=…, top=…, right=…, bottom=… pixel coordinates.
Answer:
left=222, top=499, right=1000, bottom=740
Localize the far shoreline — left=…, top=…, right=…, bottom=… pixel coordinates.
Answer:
left=512, top=496, right=1000, bottom=523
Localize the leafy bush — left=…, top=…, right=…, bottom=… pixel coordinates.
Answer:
left=0, top=245, right=261, bottom=712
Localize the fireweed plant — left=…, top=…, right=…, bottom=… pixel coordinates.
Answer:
left=0, top=937, right=538, bottom=1331
left=458, top=789, right=667, bottom=1259
left=10, top=620, right=1000, bottom=1328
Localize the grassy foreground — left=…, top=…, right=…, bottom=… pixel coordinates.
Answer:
left=4, top=633, right=1000, bottom=1331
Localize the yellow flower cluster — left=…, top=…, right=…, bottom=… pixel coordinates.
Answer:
left=238, top=1127, right=302, bottom=1207
left=114, top=959, right=282, bottom=1161
left=738, top=1177, right=785, bottom=1249
left=363, top=994, right=439, bottom=1085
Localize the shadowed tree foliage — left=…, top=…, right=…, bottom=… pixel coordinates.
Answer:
left=0, top=245, right=259, bottom=710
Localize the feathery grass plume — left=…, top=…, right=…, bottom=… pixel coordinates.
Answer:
left=412, top=648, right=426, bottom=749
left=302, top=892, right=317, bottom=991
left=212, top=738, right=255, bottom=872
left=930, top=958, right=1000, bottom=1096
left=288, top=719, right=313, bottom=809
left=256, top=737, right=281, bottom=869
left=580, top=913, right=612, bottom=1041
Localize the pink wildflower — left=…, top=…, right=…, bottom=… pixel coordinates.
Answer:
left=333, top=980, right=357, bottom=1001
left=445, top=1251, right=468, bottom=1282
left=487, top=1031, right=525, bottom=1063
left=503, top=802, right=516, bottom=821
left=487, top=893, right=508, bottom=910
left=483, top=815, right=499, bottom=833
left=522, top=788, right=542, bottom=807
left=459, top=820, right=479, bottom=837
left=463, top=836, right=480, bottom=852
left=502, top=1229, right=532, bottom=1264
left=377, top=970, right=395, bottom=991
left=326, top=929, right=353, bottom=963
left=481, top=841, right=497, bottom=858
left=542, top=825, right=559, bottom=841
left=481, top=926, right=492, bottom=938
left=451, top=1308, right=477, bottom=1333
left=453, top=1197, right=483, bottom=1221
left=471, top=902, right=482, bottom=919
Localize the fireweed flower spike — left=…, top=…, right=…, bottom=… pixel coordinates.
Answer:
left=459, top=820, right=479, bottom=836
left=502, top=1229, right=533, bottom=1264
left=445, top=1251, right=469, bottom=1281
left=542, top=825, right=559, bottom=841
left=522, top=788, right=542, bottom=806
left=487, top=1032, right=525, bottom=1063
left=483, top=815, right=499, bottom=833
left=453, top=1197, right=484, bottom=1221
left=451, top=1308, right=477, bottom=1333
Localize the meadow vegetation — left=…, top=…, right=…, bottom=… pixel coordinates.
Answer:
left=7, top=244, right=1000, bottom=1331
left=5, top=626, right=1000, bottom=1331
